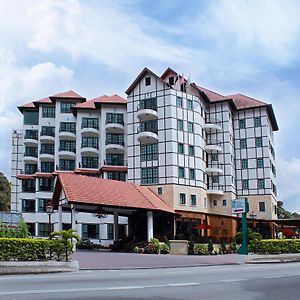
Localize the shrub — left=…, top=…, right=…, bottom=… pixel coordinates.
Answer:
left=207, top=239, right=214, bottom=254
left=220, top=239, right=227, bottom=254
left=144, top=238, right=160, bottom=254
left=229, top=240, right=237, bottom=253
left=235, top=229, right=262, bottom=244
left=195, top=244, right=207, bottom=255
left=0, top=219, right=30, bottom=238
left=160, top=243, right=170, bottom=254
left=188, top=240, right=194, bottom=255
left=249, top=239, right=300, bottom=254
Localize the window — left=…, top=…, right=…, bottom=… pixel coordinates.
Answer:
left=212, top=176, right=219, bottom=183
left=141, top=167, right=158, bottom=184
left=241, top=159, right=248, bottom=169
left=81, top=117, right=99, bottom=129
left=41, top=126, right=55, bottom=137
left=255, top=117, right=261, bottom=127
left=22, top=179, right=35, bottom=193
left=188, top=145, right=195, bottom=156
left=213, top=200, right=217, bottom=206
left=223, top=199, right=227, bottom=206
left=25, top=130, right=38, bottom=140
left=188, top=122, right=194, bottom=133
left=23, top=110, right=39, bottom=125
left=106, top=154, right=124, bottom=165
left=179, top=193, right=186, bottom=205
left=61, top=101, right=75, bottom=113
left=25, top=146, right=38, bottom=158
left=259, top=202, right=265, bottom=212
left=25, top=164, right=37, bottom=174
left=59, top=140, right=76, bottom=152
left=239, top=119, right=246, bottom=129
left=22, top=199, right=35, bottom=212
left=40, top=162, right=54, bottom=173
left=176, top=96, right=183, bottom=107
left=145, top=76, right=151, bottom=86
left=257, top=158, right=264, bottom=168
left=140, top=120, right=158, bottom=133
left=157, top=187, right=162, bottom=195
left=82, top=157, right=99, bottom=169
left=240, top=139, right=247, bottom=149
left=178, top=143, right=184, bottom=154
left=258, top=179, right=265, bottom=189
left=82, top=224, right=99, bottom=239
left=256, top=137, right=263, bottom=147
left=178, top=167, right=185, bottom=178
left=38, top=223, right=53, bottom=237
left=107, top=224, right=114, bottom=239
left=106, top=133, right=124, bottom=146
left=190, top=195, right=196, bottom=206
left=141, top=143, right=158, bottom=161
left=139, top=98, right=157, bottom=110
left=189, top=168, right=195, bottom=180
left=26, top=223, right=36, bottom=236
left=187, top=99, right=193, bottom=110
left=39, top=178, right=53, bottom=192
left=40, top=143, right=54, bottom=155
left=177, top=119, right=184, bottom=131
left=42, top=106, right=55, bottom=118
left=211, top=153, right=218, bottom=161
left=59, top=159, right=75, bottom=171
left=242, top=179, right=249, bottom=189
left=60, top=122, right=76, bottom=133
left=168, top=76, right=174, bottom=85
left=107, top=172, right=126, bottom=181
left=38, top=199, right=49, bottom=212
left=106, top=113, right=124, bottom=125
left=82, top=137, right=99, bottom=149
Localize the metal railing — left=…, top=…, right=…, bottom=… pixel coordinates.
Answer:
left=206, top=139, right=221, bottom=146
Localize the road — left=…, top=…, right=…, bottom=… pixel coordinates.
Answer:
left=1, top=263, right=300, bottom=300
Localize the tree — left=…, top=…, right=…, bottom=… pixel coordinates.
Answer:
left=51, top=229, right=80, bottom=261
left=277, top=201, right=300, bottom=219
left=0, top=172, right=10, bottom=212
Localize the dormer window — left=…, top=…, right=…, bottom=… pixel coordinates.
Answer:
left=168, top=76, right=174, bottom=85
left=145, top=76, right=151, bottom=86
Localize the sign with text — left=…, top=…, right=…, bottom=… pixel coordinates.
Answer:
left=232, top=198, right=247, bottom=214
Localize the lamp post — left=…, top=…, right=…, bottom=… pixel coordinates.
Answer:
left=46, top=203, right=54, bottom=240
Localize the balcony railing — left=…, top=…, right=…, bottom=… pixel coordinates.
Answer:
left=24, top=133, right=38, bottom=140
left=106, top=119, right=124, bottom=125
left=137, top=104, right=157, bottom=111
left=206, top=139, right=221, bottom=146
left=24, top=152, right=38, bottom=158
left=81, top=144, right=99, bottom=149
left=206, top=161, right=222, bottom=169
left=205, top=117, right=221, bottom=124
left=207, top=183, right=224, bottom=191
left=104, top=159, right=127, bottom=166
left=105, top=139, right=125, bottom=146
left=59, top=147, right=76, bottom=153
left=137, top=124, right=158, bottom=134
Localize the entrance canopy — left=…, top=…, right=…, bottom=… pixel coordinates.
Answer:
left=52, top=172, right=174, bottom=215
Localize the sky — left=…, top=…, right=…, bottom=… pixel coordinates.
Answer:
left=0, top=0, right=300, bottom=212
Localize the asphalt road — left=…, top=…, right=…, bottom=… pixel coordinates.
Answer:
left=1, top=263, right=300, bottom=300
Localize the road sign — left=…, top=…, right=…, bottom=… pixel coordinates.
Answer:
left=232, top=198, right=248, bottom=214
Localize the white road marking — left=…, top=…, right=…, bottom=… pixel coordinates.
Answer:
left=219, top=278, right=248, bottom=283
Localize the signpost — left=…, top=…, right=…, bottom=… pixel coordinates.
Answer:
left=232, top=198, right=249, bottom=255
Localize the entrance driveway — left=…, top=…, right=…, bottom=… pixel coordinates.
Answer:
left=73, top=250, right=245, bottom=270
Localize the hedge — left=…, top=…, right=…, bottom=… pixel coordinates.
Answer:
left=249, top=239, right=300, bottom=254
left=0, top=238, right=71, bottom=261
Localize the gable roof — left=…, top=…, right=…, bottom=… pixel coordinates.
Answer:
left=227, top=93, right=267, bottom=109
left=52, top=172, right=174, bottom=214
left=17, top=102, right=37, bottom=113
left=50, top=90, right=85, bottom=99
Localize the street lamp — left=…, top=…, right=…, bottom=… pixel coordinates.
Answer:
left=46, top=202, right=54, bottom=239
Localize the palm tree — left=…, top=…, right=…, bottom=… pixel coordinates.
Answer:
left=51, top=229, right=80, bottom=261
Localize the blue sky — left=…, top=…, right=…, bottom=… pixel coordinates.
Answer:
left=0, top=0, right=300, bottom=212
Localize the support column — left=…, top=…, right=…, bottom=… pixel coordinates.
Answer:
left=147, top=211, right=153, bottom=242
left=71, top=205, right=76, bottom=230
left=114, top=211, right=119, bottom=241
left=58, top=204, right=63, bottom=231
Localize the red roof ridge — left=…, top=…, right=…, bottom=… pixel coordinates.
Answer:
left=51, top=90, right=85, bottom=99
left=130, top=183, right=158, bottom=210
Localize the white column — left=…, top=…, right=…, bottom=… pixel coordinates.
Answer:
left=147, top=211, right=153, bottom=242
left=58, top=204, right=63, bottom=231
left=71, top=205, right=76, bottom=230
left=114, top=211, right=119, bottom=241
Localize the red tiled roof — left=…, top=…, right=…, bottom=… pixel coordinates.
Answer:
left=51, top=90, right=85, bottom=99
left=74, top=169, right=100, bottom=175
left=54, top=172, right=174, bottom=213
left=33, top=172, right=56, bottom=178
left=16, top=174, right=35, bottom=180
left=34, top=97, right=52, bottom=104
left=195, top=85, right=228, bottom=102
left=73, top=98, right=100, bottom=109
left=227, top=93, right=267, bottom=109
left=101, top=165, right=128, bottom=173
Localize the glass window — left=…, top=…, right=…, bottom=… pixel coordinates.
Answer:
left=258, top=179, right=265, bottom=189
left=81, top=117, right=99, bottom=129
left=22, top=199, right=35, bottom=212
left=141, top=167, right=158, bottom=184
left=211, top=153, right=219, bottom=161
left=40, top=143, right=55, bottom=155
left=59, top=140, right=76, bottom=152
left=25, top=146, right=38, bottom=158
left=256, top=137, right=263, bottom=147
left=213, top=200, right=217, bottom=206
left=60, top=122, right=76, bottom=133
left=82, top=137, right=99, bottom=149
left=39, top=178, right=53, bottom=192
left=107, top=224, right=114, bottom=239
left=190, top=195, right=196, bottom=206
left=157, top=187, right=162, bottom=195
left=239, top=119, right=246, bottom=129
left=257, top=158, right=264, bottom=168
left=189, top=168, right=195, bottom=180
left=82, top=224, right=99, bottom=239
left=177, top=119, right=184, bottom=131
left=179, top=193, right=186, bottom=205
left=254, top=117, right=261, bottom=127
left=42, top=106, right=55, bottom=118
left=188, top=122, right=194, bottom=133
left=242, top=179, right=249, bottom=189
left=25, top=164, right=37, bottom=174
left=145, top=76, right=151, bottom=86
left=223, top=199, right=227, bottom=206
left=178, top=143, right=184, bottom=154
left=38, top=223, right=53, bottom=237
left=22, top=179, right=35, bottom=193
left=38, top=199, right=49, bottom=212
left=41, top=126, right=55, bottom=137
left=106, top=133, right=124, bottom=146
left=176, top=96, right=183, bottom=107
left=40, top=162, right=54, bottom=173
left=139, top=120, right=158, bottom=133
left=106, top=113, right=124, bottom=125
left=23, top=110, right=39, bottom=125
left=82, top=157, right=99, bottom=169
left=25, top=130, right=38, bottom=140
left=259, top=202, right=265, bottom=212
left=178, top=167, right=185, bottom=178
left=139, top=98, right=157, bottom=110
left=187, top=99, right=193, bottom=110
left=59, top=159, right=75, bottom=171
left=241, top=159, right=248, bottom=169
left=61, top=101, right=75, bottom=113
left=107, top=172, right=126, bottom=181
left=106, top=154, right=124, bottom=166
left=240, top=139, right=247, bottom=149
left=212, top=176, right=219, bottom=183
left=141, top=143, right=158, bottom=161
left=188, top=145, right=195, bottom=156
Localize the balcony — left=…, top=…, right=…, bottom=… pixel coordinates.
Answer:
left=136, top=104, right=158, bottom=121
left=206, top=162, right=223, bottom=174
left=39, top=151, right=55, bottom=161
left=105, top=140, right=125, bottom=154
left=23, top=152, right=38, bottom=163
left=137, top=123, right=158, bottom=144
left=58, top=147, right=76, bottom=159
left=207, top=183, right=224, bottom=196
left=204, top=118, right=222, bottom=132
left=24, top=135, right=39, bottom=146
left=59, top=129, right=76, bottom=140
left=81, top=126, right=99, bottom=137
left=104, top=159, right=127, bottom=166
left=105, top=120, right=125, bottom=133
left=81, top=146, right=99, bottom=156
left=205, top=139, right=222, bottom=152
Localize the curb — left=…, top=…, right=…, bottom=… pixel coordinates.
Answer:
left=246, top=254, right=300, bottom=264
left=0, top=260, right=79, bottom=275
